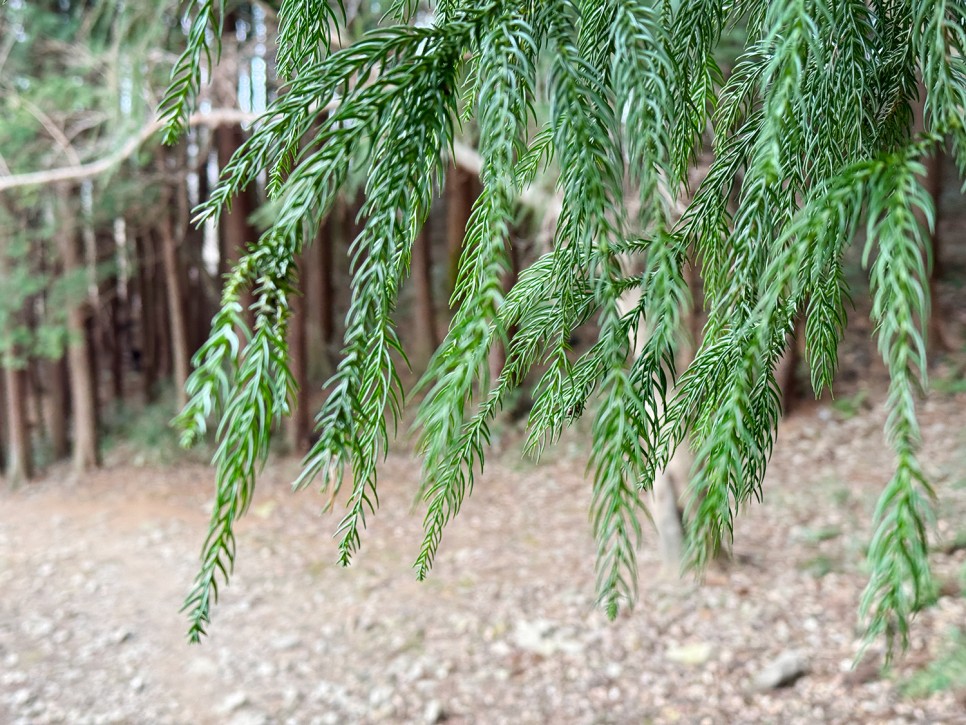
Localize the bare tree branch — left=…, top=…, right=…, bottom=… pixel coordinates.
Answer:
left=0, top=110, right=558, bottom=219
left=0, top=109, right=258, bottom=192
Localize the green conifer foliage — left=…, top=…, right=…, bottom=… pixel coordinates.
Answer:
left=167, top=0, right=966, bottom=656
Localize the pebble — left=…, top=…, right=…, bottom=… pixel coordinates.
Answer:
left=666, top=642, right=714, bottom=666
left=423, top=699, right=444, bottom=724
left=216, top=691, right=250, bottom=715
left=753, top=650, right=809, bottom=690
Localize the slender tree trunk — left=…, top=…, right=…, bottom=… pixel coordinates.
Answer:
left=445, top=166, right=476, bottom=296
left=89, top=230, right=117, bottom=412
left=320, top=213, right=336, bottom=349
left=108, top=286, right=124, bottom=402
left=3, top=366, right=32, bottom=484
left=44, top=357, right=70, bottom=460
left=302, top=212, right=324, bottom=375
left=217, top=125, right=257, bottom=325
left=912, top=82, right=950, bottom=356
left=28, top=360, right=45, bottom=453
left=136, top=233, right=158, bottom=402
left=286, top=267, right=310, bottom=454
left=305, top=205, right=337, bottom=377
left=617, top=262, right=688, bottom=576
left=55, top=183, right=99, bottom=472
left=925, top=150, right=949, bottom=354
left=0, top=231, right=31, bottom=482
left=776, top=320, right=804, bottom=415
left=412, top=224, right=439, bottom=367
left=0, top=373, right=7, bottom=472
left=182, top=174, right=212, bottom=356
left=85, top=314, right=101, bottom=430
left=157, top=188, right=190, bottom=410
left=488, top=237, right=520, bottom=383
left=154, top=238, right=172, bottom=382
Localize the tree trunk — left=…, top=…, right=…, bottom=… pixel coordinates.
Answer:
left=2, top=366, right=32, bottom=484
left=157, top=192, right=190, bottom=410
left=776, top=320, right=803, bottom=415
left=85, top=314, right=101, bottom=431
left=55, top=183, right=99, bottom=473
left=182, top=174, right=213, bottom=357
left=617, top=267, right=687, bottom=576
left=912, top=82, right=950, bottom=356
left=0, top=235, right=32, bottom=483
left=108, top=284, right=124, bottom=402
left=216, top=124, right=257, bottom=325
left=488, top=237, right=520, bottom=384
left=0, top=373, right=6, bottom=472
left=44, top=356, right=70, bottom=460
left=135, top=233, right=158, bottom=402
left=304, top=205, right=337, bottom=378
left=925, top=150, right=949, bottom=354
left=445, top=165, right=476, bottom=297
left=285, top=266, right=310, bottom=454
left=412, top=224, right=439, bottom=367
left=153, top=236, right=172, bottom=382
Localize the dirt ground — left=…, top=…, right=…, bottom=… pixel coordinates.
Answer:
left=2, top=371, right=966, bottom=725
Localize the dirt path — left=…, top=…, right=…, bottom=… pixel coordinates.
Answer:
left=2, top=391, right=966, bottom=724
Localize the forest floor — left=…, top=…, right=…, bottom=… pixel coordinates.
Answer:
left=2, top=355, right=966, bottom=724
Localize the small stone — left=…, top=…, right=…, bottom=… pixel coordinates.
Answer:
left=11, top=688, right=34, bottom=707
left=665, top=642, right=714, bottom=666
left=752, top=650, right=809, bottom=690
left=112, top=629, right=135, bottom=645
left=229, top=710, right=269, bottom=725
left=273, top=634, right=301, bottom=651
left=512, top=620, right=584, bottom=657
left=605, top=662, right=623, bottom=679
left=282, top=688, right=301, bottom=709
left=216, top=691, right=250, bottom=715
left=369, top=686, right=393, bottom=707
left=130, top=676, right=145, bottom=692
left=423, top=699, right=444, bottom=724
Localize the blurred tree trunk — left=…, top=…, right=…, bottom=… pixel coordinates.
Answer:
left=913, top=83, right=950, bottom=356
left=183, top=169, right=214, bottom=355
left=925, top=149, right=949, bottom=354
left=44, top=357, right=70, bottom=460
left=91, top=228, right=123, bottom=406
left=0, top=236, right=32, bottom=483
left=488, top=237, right=519, bottom=383
left=2, top=366, right=32, bottom=484
left=617, top=261, right=688, bottom=576
left=0, top=373, right=6, bottom=473
left=286, top=261, right=310, bottom=454
left=108, top=282, right=124, bottom=402
left=217, top=124, right=257, bottom=326
left=54, top=183, right=99, bottom=472
left=135, top=232, right=158, bottom=402
left=304, top=205, right=337, bottom=377
left=85, top=314, right=101, bottom=428
left=445, top=165, right=476, bottom=297
left=776, top=320, right=803, bottom=415
left=156, top=174, right=190, bottom=410
left=412, top=224, right=439, bottom=367
left=154, top=237, right=172, bottom=383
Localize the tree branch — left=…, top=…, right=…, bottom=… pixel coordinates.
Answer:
left=0, top=111, right=558, bottom=219
left=0, top=109, right=258, bottom=192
